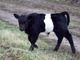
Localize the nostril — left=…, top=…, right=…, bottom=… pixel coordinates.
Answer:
left=19, top=28, right=23, bottom=31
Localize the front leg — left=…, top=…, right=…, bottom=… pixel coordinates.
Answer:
left=28, top=34, right=39, bottom=51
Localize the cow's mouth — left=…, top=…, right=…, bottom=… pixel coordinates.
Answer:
left=19, top=28, right=24, bottom=31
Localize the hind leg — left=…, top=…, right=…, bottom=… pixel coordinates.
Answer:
left=54, top=32, right=63, bottom=51
left=65, top=30, right=76, bottom=53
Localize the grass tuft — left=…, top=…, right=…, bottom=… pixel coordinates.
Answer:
left=0, top=20, right=80, bottom=60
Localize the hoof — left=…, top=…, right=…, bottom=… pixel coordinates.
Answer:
left=34, top=44, right=38, bottom=48
left=72, top=50, right=76, bottom=54
left=54, top=48, right=58, bottom=51
left=29, top=46, right=34, bottom=51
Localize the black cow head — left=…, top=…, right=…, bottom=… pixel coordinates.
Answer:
left=14, top=14, right=31, bottom=31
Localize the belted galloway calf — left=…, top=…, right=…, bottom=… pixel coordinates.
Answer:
left=14, top=11, right=76, bottom=53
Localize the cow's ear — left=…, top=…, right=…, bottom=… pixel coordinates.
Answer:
left=14, top=14, right=20, bottom=19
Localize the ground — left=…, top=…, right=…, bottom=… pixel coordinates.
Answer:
left=0, top=0, right=80, bottom=60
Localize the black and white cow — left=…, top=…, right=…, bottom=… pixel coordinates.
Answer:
left=14, top=11, right=76, bottom=53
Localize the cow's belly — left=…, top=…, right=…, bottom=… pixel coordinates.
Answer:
left=44, top=14, right=54, bottom=33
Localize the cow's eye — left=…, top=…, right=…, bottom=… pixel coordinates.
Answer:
left=19, top=21, right=25, bottom=24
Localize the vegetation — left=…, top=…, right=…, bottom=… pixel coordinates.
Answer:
left=69, top=19, right=80, bottom=37
left=0, top=20, right=80, bottom=60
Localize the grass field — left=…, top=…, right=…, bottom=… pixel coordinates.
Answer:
left=0, top=20, right=80, bottom=60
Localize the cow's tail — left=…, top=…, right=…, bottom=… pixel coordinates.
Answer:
left=61, top=11, right=70, bottom=25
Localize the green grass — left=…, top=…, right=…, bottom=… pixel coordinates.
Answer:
left=69, top=20, right=80, bottom=37
left=0, top=20, right=80, bottom=60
